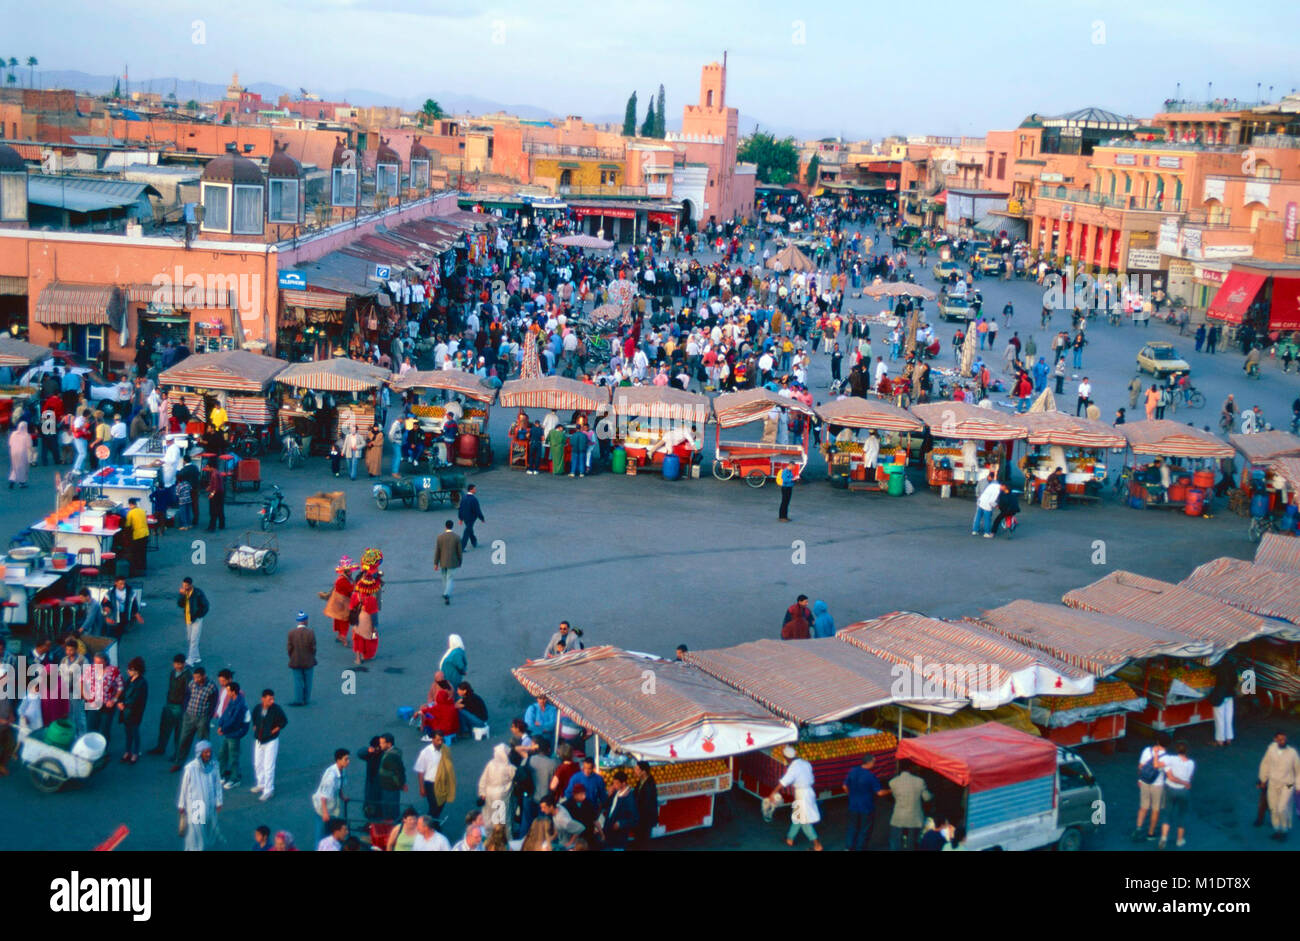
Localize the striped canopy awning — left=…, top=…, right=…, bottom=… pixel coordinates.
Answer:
left=909, top=401, right=1028, bottom=441
left=713, top=388, right=816, bottom=429
left=166, top=391, right=273, bottom=426
left=684, top=637, right=962, bottom=724
left=1062, top=570, right=1271, bottom=658
left=126, top=283, right=235, bottom=309
left=0, top=337, right=53, bottom=368
left=1268, top=456, right=1300, bottom=494
left=512, top=646, right=795, bottom=762
left=159, top=351, right=287, bottom=394
left=837, top=612, right=1093, bottom=707
left=498, top=376, right=609, bottom=411
left=976, top=600, right=1214, bottom=678
left=1006, top=411, right=1125, bottom=448
left=816, top=397, right=925, bottom=433
left=607, top=385, right=713, bottom=423
left=388, top=368, right=496, bottom=404
left=1255, top=532, right=1300, bottom=574
left=34, top=283, right=125, bottom=330
left=1181, top=557, right=1300, bottom=642
left=1121, top=419, right=1233, bottom=458
left=1231, top=430, right=1300, bottom=465
left=281, top=288, right=348, bottom=311
left=277, top=357, right=391, bottom=392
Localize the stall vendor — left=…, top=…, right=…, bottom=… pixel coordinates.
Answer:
left=1140, top=458, right=1172, bottom=502
left=1043, top=467, right=1066, bottom=506
left=510, top=411, right=530, bottom=442
left=862, top=431, right=881, bottom=469
left=321, top=556, right=358, bottom=645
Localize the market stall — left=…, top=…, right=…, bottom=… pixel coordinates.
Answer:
left=711, top=388, right=817, bottom=487
left=498, top=376, right=610, bottom=475
left=512, top=646, right=795, bottom=838
left=158, top=350, right=288, bottom=443
left=908, top=401, right=1027, bottom=493
left=976, top=600, right=1215, bottom=735
left=1256, top=531, right=1300, bottom=573
left=28, top=499, right=123, bottom=568
left=1062, top=570, right=1273, bottom=731
left=1182, top=556, right=1300, bottom=713
left=682, top=638, right=926, bottom=803
left=1005, top=411, right=1125, bottom=506
left=77, top=466, right=156, bottom=515
left=0, top=337, right=49, bottom=429
left=275, top=357, right=390, bottom=456
left=388, top=369, right=497, bottom=468
left=605, top=384, right=713, bottom=476
left=1118, top=419, right=1233, bottom=513
left=815, top=398, right=924, bottom=493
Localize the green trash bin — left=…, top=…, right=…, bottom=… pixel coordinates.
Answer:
left=611, top=447, right=627, bottom=475
left=886, top=464, right=906, bottom=496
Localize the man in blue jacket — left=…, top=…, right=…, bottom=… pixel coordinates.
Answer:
left=457, top=484, right=485, bottom=549
left=215, top=680, right=249, bottom=789
left=602, top=771, right=639, bottom=850
left=564, top=756, right=608, bottom=814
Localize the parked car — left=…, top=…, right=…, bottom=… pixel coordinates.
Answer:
left=932, top=260, right=962, bottom=281
left=20, top=361, right=132, bottom=409
left=1136, top=342, right=1191, bottom=378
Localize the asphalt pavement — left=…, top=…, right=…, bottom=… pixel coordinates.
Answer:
left=1, top=233, right=1296, bottom=851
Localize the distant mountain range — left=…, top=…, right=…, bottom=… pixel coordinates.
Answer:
left=37, top=69, right=843, bottom=140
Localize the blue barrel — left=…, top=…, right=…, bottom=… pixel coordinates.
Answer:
left=1285, top=504, right=1299, bottom=532
left=1251, top=468, right=1267, bottom=486
left=1251, top=493, right=1271, bottom=518
left=662, top=453, right=682, bottom=481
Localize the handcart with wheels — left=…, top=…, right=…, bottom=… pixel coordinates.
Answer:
left=711, top=388, right=814, bottom=488
left=343, top=797, right=396, bottom=850
left=305, top=491, right=347, bottom=530
left=224, top=531, right=279, bottom=575
left=18, top=725, right=111, bottom=793
left=372, top=471, right=464, bottom=511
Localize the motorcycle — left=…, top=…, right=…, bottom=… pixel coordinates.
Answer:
left=258, top=484, right=291, bottom=531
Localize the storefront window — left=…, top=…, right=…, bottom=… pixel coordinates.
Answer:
left=268, top=179, right=300, bottom=223
left=233, top=184, right=264, bottom=235
left=201, top=183, right=230, bottom=232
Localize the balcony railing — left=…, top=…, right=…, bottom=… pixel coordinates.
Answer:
left=524, top=142, right=625, bottom=160
left=1159, top=99, right=1264, bottom=114
left=558, top=184, right=649, bottom=197
left=1101, top=138, right=1243, bottom=154
left=1250, top=134, right=1300, bottom=150
left=1036, top=186, right=1186, bottom=213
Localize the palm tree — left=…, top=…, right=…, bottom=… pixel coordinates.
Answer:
left=26, top=56, right=36, bottom=89
left=420, top=99, right=444, bottom=125
left=7, top=58, right=16, bottom=83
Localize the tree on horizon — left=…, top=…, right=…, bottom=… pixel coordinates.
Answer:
left=640, top=100, right=655, bottom=137
left=654, top=84, right=666, bottom=138
left=26, top=56, right=36, bottom=89
left=622, top=91, right=637, bottom=136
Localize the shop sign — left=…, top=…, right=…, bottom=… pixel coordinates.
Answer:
left=1156, top=156, right=1182, bottom=169
left=1115, top=153, right=1136, bottom=166
left=1157, top=217, right=1181, bottom=255
left=1040, top=172, right=1063, bottom=183
left=1194, top=265, right=1227, bottom=285
left=1202, top=244, right=1252, bottom=260
left=1203, top=178, right=1225, bottom=202
left=1244, top=180, right=1271, bottom=207
left=1167, top=259, right=1195, bottom=277
left=1127, top=248, right=1161, bottom=270
left=1286, top=201, right=1298, bottom=241
left=278, top=271, right=306, bottom=289
left=1179, top=227, right=1203, bottom=259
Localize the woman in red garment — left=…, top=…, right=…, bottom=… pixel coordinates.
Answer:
left=320, top=556, right=358, bottom=644
left=349, top=548, right=383, bottom=669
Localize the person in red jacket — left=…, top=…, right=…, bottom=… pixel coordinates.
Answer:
left=781, top=595, right=813, bottom=640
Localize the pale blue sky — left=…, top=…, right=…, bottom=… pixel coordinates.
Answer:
left=7, top=0, right=1299, bottom=139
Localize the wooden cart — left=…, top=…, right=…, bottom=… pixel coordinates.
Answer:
left=305, top=491, right=347, bottom=530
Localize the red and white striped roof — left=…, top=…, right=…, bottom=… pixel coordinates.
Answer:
left=909, top=401, right=1028, bottom=441
left=34, top=282, right=125, bottom=328
left=712, top=388, right=816, bottom=429
left=388, top=369, right=496, bottom=404
left=1181, top=557, right=1300, bottom=642
left=607, top=385, right=713, bottom=422
left=1229, top=430, right=1300, bottom=465
left=1255, top=532, right=1300, bottom=574
left=815, top=397, right=925, bottom=432
left=512, top=646, right=795, bottom=762
left=837, top=611, right=1092, bottom=706
left=976, top=600, right=1213, bottom=677
left=1006, top=411, right=1125, bottom=448
left=1121, top=419, right=1233, bottom=458
left=1267, top=456, right=1300, bottom=494
left=497, top=376, right=609, bottom=411
left=1062, top=570, right=1272, bottom=656
left=159, top=350, right=287, bottom=394
left=277, top=357, right=391, bottom=392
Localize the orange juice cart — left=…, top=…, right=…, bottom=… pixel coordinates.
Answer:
left=388, top=368, right=498, bottom=468
left=711, top=388, right=816, bottom=487
left=1004, top=412, right=1124, bottom=505
left=815, top=397, right=924, bottom=493
left=909, top=401, right=1027, bottom=494
left=513, top=646, right=796, bottom=839
left=606, top=384, right=713, bottom=474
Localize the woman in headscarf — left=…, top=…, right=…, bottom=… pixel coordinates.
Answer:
left=177, top=740, right=223, bottom=851
left=320, top=556, right=358, bottom=645
left=271, top=831, right=298, bottom=851
left=811, top=600, right=835, bottom=639
left=349, top=549, right=383, bottom=669
left=420, top=685, right=458, bottom=738
left=364, top=423, right=385, bottom=478
left=7, top=419, right=31, bottom=489
left=478, top=743, right=517, bottom=825
left=439, top=634, right=467, bottom=690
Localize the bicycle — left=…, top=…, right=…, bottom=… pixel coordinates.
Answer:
left=280, top=433, right=304, bottom=469
left=1112, top=465, right=1134, bottom=500
left=1179, top=384, right=1206, bottom=409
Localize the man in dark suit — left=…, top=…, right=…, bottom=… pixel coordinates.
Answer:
left=457, top=484, right=485, bottom=550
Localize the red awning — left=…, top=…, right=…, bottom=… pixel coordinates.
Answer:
left=1268, top=276, right=1300, bottom=331
left=1207, top=271, right=1265, bottom=324
left=895, top=722, right=1058, bottom=793
left=934, top=190, right=948, bottom=204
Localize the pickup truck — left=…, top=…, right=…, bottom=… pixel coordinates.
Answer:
left=895, top=722, right=1101, bottom=851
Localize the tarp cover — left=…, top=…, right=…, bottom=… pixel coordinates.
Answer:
left=1121, top=419, right=1233, bottom=458
left=1255, top=532, right=1300, bottom=574
left=713, top=388, right=816, bottom=428
left=1181, top=557, right=1300, bottom=642
left=895, top=722, right=1058, bottom=793
left=159, top=350, right=288, bottom=394
left=1207, top=270, right=1265, bottom=325
left=816, top=397, right=924, bottom=433
left=909, top=401, right=1028, bottom=441
left=498, top=376, right=609, bottom=411
left=1229, top=430, right=1300, bottom=465
left=388, top=368, right=497, bottom=403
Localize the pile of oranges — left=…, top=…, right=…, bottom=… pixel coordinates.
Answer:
left=1039, top=680, right=1139, bottom=712
left=771, top=732, right=897, bottom=764
left=598, top=758, right=729, bottom=789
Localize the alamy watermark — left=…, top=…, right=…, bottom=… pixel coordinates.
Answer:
left=889, top=656, right=1003, bottom=702
left=150, top=267, right=261, bottom=320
